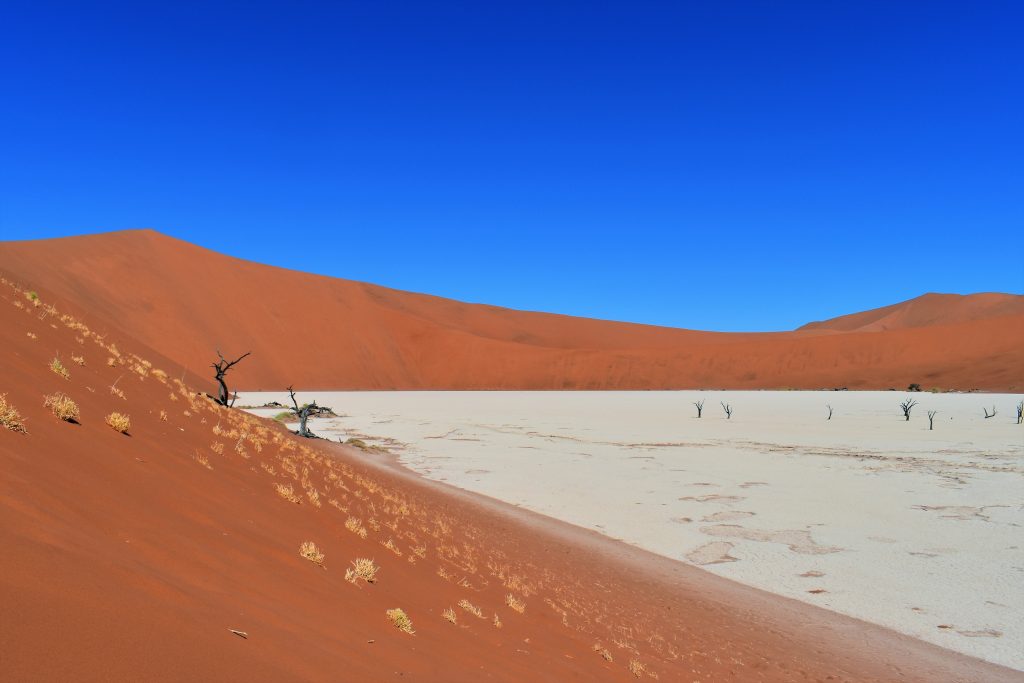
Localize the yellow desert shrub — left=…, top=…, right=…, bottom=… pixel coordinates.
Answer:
left=43, top=392, right=79, bottom=422
left=505, top=593, right=526, bottom=613
left=299, top=541, right=325, bottom=567
left=385, top=608, right=414, bottom=634
left=105, top=412, right=131, bottom=434
left=50, top=357, right=70, bottom=380
left=0, top=394, right=27, bottom=433
left=345, top=557, right=379, bottom=584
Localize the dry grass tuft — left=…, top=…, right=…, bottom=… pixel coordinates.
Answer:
left=492, top=614, right=503, bottom=628
left=110, top=385, right=126, bottom=400
left=628, top=660, right=656, bottom=678
left=386, top=608, right=415, bottom=634
left=381, top=538, right=403, bottom=556
left=26, top=332, right=37, bottom=340
left=505, top=593, right=526, bottom=614
left=305, top=488, right=322, bottom=507
left=0, top=394, right=27, bottom=433
left=345, top=557, right=379, bottom=584
left=345, top=516, right=368, bottom=539
left=299, top=541, right=325, bottom=567
left=458, top=599, right=484, bottom=619
left=105, top=412, right=131, bottom=434
left=71, top=355, right=85, bottom=366
left=274, top=483, right=302, bottom=503
left=193, top=452, right=212, bottom=469
left=442, top=607, right=457, bottom=624
left=592, top=644, right=613, bottom=662
left=159, top=410, right=168, bottom=421
left=50, top=357, right=70, bottom=380
left=43, top=393, right=79, bottom=422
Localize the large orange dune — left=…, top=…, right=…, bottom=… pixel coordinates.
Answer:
left=3, top=273, right=1022, bottom=682
left=0, top=229, right=1021, bottom=392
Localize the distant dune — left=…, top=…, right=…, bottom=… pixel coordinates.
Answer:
left=1, top=229, right=1021, bottom=391
left=800, top=292, right=1024, bottom=333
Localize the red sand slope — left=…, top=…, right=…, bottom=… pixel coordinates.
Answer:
left=0, top=229, right=1021, bottom=391
left=3, top=276, right=1021, bottom=682
left=800, top=292, right=1024, bottom=333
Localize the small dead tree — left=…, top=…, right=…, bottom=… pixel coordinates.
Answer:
left=899, top=398, right=918, bottom=421
left=983, top=405, right=997, bottom=419
left=211, top=350, right=251, bottom=407
left=287, top=386, right=334, bottom=438
left=694, top=400, right=704, bottom=418
left=721, top=402, right=733, bottom=419
left=826, top=404, right=833, bottom=420
left=1017, top=400, right=1023, bottom=425
left=927, top=410, right=937, bottom=430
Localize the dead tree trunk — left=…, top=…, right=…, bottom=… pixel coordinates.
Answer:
left=983, top=406, right=997, bottom=419
left=694, top=400, right=704, bottom=418
left=927, top=410, right=937, bottom=430
left=287, top=386, right=333, bottom=439
left=899, top=398, right=917, bottom=421
left=721, top=402, right=732, bottom=419
left=1017, top=400, right=1023, bottom=425
left=826, top=404, right=833, bottom=420
left=211, top=350, right=251, bottom=406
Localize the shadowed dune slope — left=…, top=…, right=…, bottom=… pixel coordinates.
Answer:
left=1, top=229, right=1021, bottom=391
left=3, top=279, right=1023, bottom=682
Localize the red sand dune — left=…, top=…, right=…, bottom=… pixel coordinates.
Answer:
left=0, top=229, right=1021, bottom=392
left=800, top=292, right=1024, bottom=333
left=3, top=275, right=1022, bottom=682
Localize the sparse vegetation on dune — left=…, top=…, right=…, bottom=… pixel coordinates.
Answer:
left=0, top=394, right=27, bottom=433
left=505, top=593, right=526, bottom=613
left=50, top=357, right=70, bottom=380
left=345, top=557, right=379, bottom=584
left=299, top=541, right=325, bottom=567
left=386, top=608, right=415, bottom=634
left=43, top=392, right=79, bottom=422
left=105, top=412, right=131, bottom=434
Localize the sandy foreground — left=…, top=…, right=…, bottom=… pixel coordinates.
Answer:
left=243, top=390, right=1024, bottom=670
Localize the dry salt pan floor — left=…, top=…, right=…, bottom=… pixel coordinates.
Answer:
left=242, top=390, right=1024, bottom=670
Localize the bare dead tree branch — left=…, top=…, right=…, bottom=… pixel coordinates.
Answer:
left=211, top=350, right=251, bottom=406
left=899, top=398, right=918, bottom=421
left=286, top=386, right=333, bottom=438
left=927, top=410, right=937, bottom=430
left=721, top=402, right=733, bottom=419
left=694, top=400, right=704, bottom=418
left=983, top=405, right=997, bottom=419
left=826, top=404, right=833, bottom=420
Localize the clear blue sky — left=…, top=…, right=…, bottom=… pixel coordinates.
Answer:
left=2, top=2, right=1021, bottom=331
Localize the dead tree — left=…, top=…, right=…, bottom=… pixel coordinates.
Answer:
left=983, top=405, right=997, bottom=419
left=211, top=350, right=250, bottom=406
left=927, top=410, right=937, bottom=430
left=826, top=404, right=833, bottom=420
left=721, top=402, right=733, bottom=419
left=899, top=398, right=917, bottom=421
left=1017, top=400, right=1023, bottom=425
left=287, top=386, right=333, bottom=439
left=694, top=400, right=704, bottom=418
